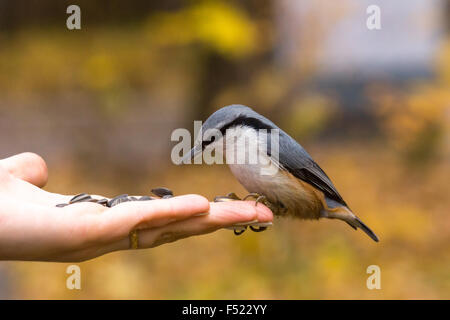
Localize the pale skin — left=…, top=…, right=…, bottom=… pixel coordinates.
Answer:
left=0, top=153, right=273, bottom=262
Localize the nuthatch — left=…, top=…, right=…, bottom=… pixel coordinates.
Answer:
left=184, top=104, right=379, bottom=242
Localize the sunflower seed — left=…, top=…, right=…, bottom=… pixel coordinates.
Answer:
left=96, top=198, right=109, bottom=206
left=138, top=196, right=154, bottom=201
left=151, top=187, right=173, bottom=197
left=56, top=203, right=69, bottom=208
left=69, top=193, right=92, bottom=204
left=108, top=195, right=131, bottom=207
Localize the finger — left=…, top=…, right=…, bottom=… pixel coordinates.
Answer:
left=0, top=153, right=48, bottom=188
left=93, top=194, right=210, bottom=243
left=114, top=200, right=273, bottom=250
left=2, top=173, right=71, bottom=206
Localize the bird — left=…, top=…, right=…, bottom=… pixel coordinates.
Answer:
left=183, top=104, right=379, bottom=242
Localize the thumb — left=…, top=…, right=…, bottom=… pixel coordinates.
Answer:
left=0, top=152, right=48, bottom=188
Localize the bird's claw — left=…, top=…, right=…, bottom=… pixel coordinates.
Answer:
left=243, top=193, right=269, bottom=207
left=250, top=226, right=267, bottom=232
left=215, top=192, right=269, bottom=206
left=214, top=193, right=272, bottom=236
left=225, top=221, right=272, bottom=235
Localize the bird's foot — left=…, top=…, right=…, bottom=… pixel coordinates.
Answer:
left=231, top=226, right=247, bottom=235
left=214, top=192, right=273, bottom=235
left=250, top=225, right=267, bottom=232
left=243, top=192, right=268, bottom=207
left=243, top=192, right=277, bottom=213
left=243, top=193, right=276, bottom=232
left=224, top=221, right=273, bottom=234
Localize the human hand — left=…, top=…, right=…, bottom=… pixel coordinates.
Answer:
left=0, top=153, right=273, bottom=262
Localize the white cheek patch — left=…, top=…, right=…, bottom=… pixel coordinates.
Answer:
left=223, top=125, right=279, bottom=176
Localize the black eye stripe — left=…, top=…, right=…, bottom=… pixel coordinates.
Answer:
left=202, top=135, right=216, bottom=148
left=220, top=116, right=274, bottom=134
left=201, top=116, right=274, bottom=150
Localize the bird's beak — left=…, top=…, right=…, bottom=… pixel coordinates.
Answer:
left=181, top=144, right=202, bottom=164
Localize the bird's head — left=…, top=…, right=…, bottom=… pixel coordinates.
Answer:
left=183, top=104, right=277, bottom=163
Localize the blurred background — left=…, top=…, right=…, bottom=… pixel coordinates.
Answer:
left=0, top=0, right=449, bottom=299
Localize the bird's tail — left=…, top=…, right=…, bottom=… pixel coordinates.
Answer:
left=321, top=198, right=379, bottom=242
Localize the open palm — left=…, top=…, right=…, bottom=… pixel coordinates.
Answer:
left=0, top=153, right=272, bottom=262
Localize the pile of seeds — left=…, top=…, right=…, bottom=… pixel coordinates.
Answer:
left=56, top=187, right=174, bottom=208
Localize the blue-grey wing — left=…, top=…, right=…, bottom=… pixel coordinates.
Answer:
left=277, top=133, right=347, bottom=207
